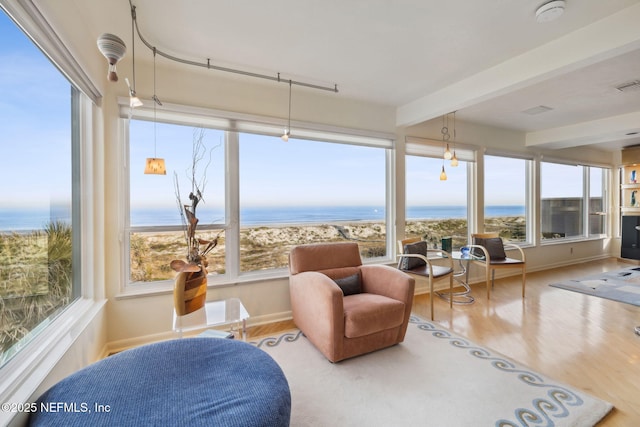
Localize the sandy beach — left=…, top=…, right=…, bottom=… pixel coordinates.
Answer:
left=130, top=216, right=524, bottom=282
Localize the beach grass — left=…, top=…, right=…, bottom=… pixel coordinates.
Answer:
left=0, top=216, right=525, bottom=359
left=0, top=222, right=72, bottom=361
left=129, top=216, right=525, bottom=283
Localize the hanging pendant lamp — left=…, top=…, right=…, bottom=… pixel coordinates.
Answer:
left=282, top=80, right=292, bottom=141
left=144, top=47, right=166, bottom=175
left=450, top=111, right=459, bottom=167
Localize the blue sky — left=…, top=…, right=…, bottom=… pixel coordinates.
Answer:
left=0, top=11, right=71, bottom=208
left=3, top=8, right=597, bottom=215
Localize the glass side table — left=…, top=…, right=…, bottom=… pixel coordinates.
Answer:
left=173, top=297, right=250, bottom=340
left=434, top=250, right=484, bottom=305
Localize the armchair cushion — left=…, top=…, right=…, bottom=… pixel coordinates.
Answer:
left=343, top=293, right=405, bottom=338
left=400, top=241, right=428, bottom=270
left=472, top=237, right=506, bottom=260
left=334, top=272, right=362, bottom=296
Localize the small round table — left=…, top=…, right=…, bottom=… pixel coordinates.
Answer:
left=435, top=250, right=484, bottom=304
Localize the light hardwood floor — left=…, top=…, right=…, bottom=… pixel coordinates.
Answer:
left=247, top=257, right=640, bottom=426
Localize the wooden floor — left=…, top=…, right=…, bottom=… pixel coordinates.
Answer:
left=247, top=257, right=640, bottom=426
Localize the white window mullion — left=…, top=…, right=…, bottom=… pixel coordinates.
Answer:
left=226, top=131, right=240, bottom=280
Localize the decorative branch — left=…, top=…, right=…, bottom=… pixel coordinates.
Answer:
left=171, top=128, right=223, bottom=273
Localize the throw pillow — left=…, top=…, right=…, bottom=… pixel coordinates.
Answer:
left=400, top=241, right=428, bottom=270
left=472, top=237, right=507, bottom=260
left=334, top=272, right=362, bottom=296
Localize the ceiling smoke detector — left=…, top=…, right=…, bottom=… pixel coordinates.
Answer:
left=536, top=1, right=566, bottom=23
left=616, top=80, right=640, bottom=93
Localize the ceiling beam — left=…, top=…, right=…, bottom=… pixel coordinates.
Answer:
left=525, top=111, right=640, bottom=149
left=396, top=3, right=640, bottom=127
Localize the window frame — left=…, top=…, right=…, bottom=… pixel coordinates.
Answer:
left=404, top=137, right=477, bottom=248
left=482, top=152, right=534, bottom=246
left=0, top=0, right=98, bottom=415
left=120, top=99, right=396, bottom=291
left=539, top=158, right=610, bottom=244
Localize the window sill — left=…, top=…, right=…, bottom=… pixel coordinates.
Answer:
left=116, top=256, right=395, bottom=300
left=0, top=297, right=106, bottom=426
left=539, top=235, right=608, bottom=246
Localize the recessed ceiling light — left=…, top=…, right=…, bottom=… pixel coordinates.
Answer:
left=522, top=105, right=554, bottom=115
left=536, top=1, right=566, bottom=23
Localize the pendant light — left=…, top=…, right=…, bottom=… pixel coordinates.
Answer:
left=440, top=114, right=449, bottom=180
left=144, top=47, right=166, bottom=175
left=281, top=80, right=292, bottom=141
left=450, top=111, right=459, bottom=167
left=127, top=6, right=142, bottom=108
left=440, top=163, right=447, bottom=181
left=442, top=114, right=452, bottom=160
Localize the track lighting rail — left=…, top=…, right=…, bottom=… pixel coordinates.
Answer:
left=129, top=1, right=339, bottom=94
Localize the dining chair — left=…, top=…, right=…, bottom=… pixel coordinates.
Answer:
left=396, top=237, right=454, bottom=320
left=468, top=232, right=526, bottom=299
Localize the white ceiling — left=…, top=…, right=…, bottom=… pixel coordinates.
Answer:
left=61, top=0, right=640, bottom=151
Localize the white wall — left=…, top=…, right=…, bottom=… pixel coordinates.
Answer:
left=21, top=0, right=622, bottom=374
left=103, top=59, right=618, bottom=351
left=1, top=2, right=621, bottom=425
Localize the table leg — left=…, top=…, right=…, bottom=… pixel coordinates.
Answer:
left=435, top=259, right=475, bottom=304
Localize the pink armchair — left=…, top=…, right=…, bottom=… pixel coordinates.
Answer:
left=288, top=242, right=415, bottom=362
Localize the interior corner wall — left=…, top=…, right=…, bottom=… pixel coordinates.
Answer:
left=101, top=61, right=398, bottom=348
left=404, top=116, right=617, bottom=269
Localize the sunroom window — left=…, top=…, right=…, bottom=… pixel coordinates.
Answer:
left=125, top=103, right=393, bottom=284
left=483, top=154, right=532, bottom=243
left=405, top=138, right=475, bottom=250
left=540, top=161, right=609, bottom=240
left=0, top=10, right=80, bottom=367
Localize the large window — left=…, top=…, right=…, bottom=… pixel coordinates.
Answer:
left=541, top=162, right=608, bottom=240
left=127, top=109, right=393, bottom=283
left=0, top=11, right=79, bottom=367
left=239, top=133, right=387, bottom=272
left=129, top=121, right=226, bottom=282
left=484, top=155, right=530, bottom=243
left=405, top=155, right=469, bottom=250
left=589, top=166, right=607, bottom=236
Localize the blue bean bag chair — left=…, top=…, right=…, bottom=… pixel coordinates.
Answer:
left=29, top=338, right=291, bottom=426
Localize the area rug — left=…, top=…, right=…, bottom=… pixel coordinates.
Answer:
left=550, top=267, right=640, bottom=307
left=252, top=317, right=612, bottom=426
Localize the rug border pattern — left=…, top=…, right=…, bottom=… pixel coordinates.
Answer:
left=408, top=316, right=593, bottom=426
left=251, top=316, right=612, bottom=427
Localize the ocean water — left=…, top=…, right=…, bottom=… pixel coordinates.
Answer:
left=0, top=205, right=525, bottom=230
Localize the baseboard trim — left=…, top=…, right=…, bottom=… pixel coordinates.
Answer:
left=105, top=311, right=295, bottom=355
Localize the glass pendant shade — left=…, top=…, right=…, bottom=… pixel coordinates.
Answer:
left=129, top=95, right=143, bottom=108
left=439, top=165, right=447, bottom=181
left=444, top=144, right=452, bottom=160
left=144, top=158, right=166, bottom=175
left=451, top=152, right=459, bottom=167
